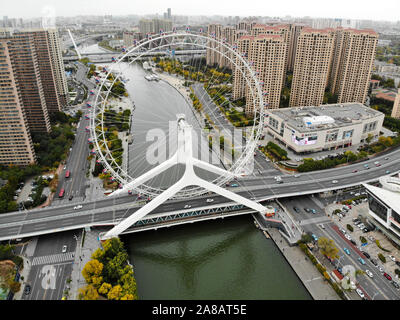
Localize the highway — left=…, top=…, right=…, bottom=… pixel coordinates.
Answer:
left=1, top=145, right=400, bottom=241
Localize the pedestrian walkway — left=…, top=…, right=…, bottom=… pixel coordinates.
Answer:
left=266, top=227, right=340, bottom=300
left=31, top=252, right=75, bottom=266
left=69, top=228, right=104, bottom=300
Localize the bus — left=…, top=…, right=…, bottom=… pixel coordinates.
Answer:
left=65, top=170, right=70, bottom=178
left=59, top=188, right=65, bottom=198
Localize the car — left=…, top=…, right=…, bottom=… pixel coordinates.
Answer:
left=356, top=288, right=364, bottom=299
left=62, top=245, right=67, bottom=253
left=339, top=228, right=346, bottom=235
left=231, top=183, right=239, bottom=187
left=184, top=205, right=192, bottom=209
left=337, top=267, right=343, bottom=275
left=362, top=228, right=369, bottom=233
left=338, top=213, right=344, bottom=218
left=63, top=166, right=67, bottom=170
left=343, top=248, right=350, bottom=255
left=320, top=224, right=325, bottom=230
left=386, top=170, right=391, bottom=174
left=73, top=205, right=82, bottom=210
left=391, top=281, right=400, bottom=289
left=69, top=195, right=73, bottom=201
left=395, top=261, right=400, bottom=267
left=384, top=157, right=389, bottom=160
left=310, top=209, right=317, bottom=214
left=293, top=206, right=300, bottom=213
left=332, top=180, right=338, bottom=184
left=361, top=251, right=370, bottom=259
left=24, top=284, right=31, bottom=295
left=345, top=234, right=352, bottom=241
left=374, top=161, right=380, bottom=165
left=206, top=198, right=214, bottom=203
left=367, top=236, right=375, bottom=242
left=304, top=208, right=311, bottom=213
left=350, top=239, right=357, bottom=245
left=378, top=266, right=385, bottom=273
left=352, top=169, right=358, bottom=173
left=294, top=174, right=299, bottom=178
left=370, top=259, right=378, bottom=266
left=365, top=270, right=373, bottom=278
left=389, top=255, right=396, bottom=262
left=358, top=257, right=366, bottom=265
left=311, top=234, right=319, bottom=242
left=384, top=273, right=392, bottom=281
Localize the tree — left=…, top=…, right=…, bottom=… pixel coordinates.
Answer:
left=366, top=133, right=374, bottom=144
left=78, top=284, right=99, bottom=300
left=318, top=237, right=339, bottom=259
left=82, top=259, right=103, bottom=287
left=107, top=285, right=123, bottom=300
left=98, top=282, right=112, bottom=295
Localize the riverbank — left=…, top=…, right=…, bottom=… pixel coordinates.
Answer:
left=265, top=227, right=340, bottom=300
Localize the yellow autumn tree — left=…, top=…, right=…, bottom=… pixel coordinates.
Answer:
left=98, top=282, right=112, bottom=295
left=82, top=259, right=103, bottom=288
left=78, top=284, right=99, bottom=300
left=107, top=285, right=123, bottom=300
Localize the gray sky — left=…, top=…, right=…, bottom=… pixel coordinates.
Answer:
left=3, top=0, right=400, bottom=22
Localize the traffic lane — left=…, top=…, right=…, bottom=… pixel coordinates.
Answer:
left=322, top=223, right=398, bottom=299
left=32, top=230, right=78, bottom=257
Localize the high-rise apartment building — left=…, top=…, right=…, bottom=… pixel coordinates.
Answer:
left=0, top=39, right=37, bottom=165
left=245, top=34, right=286, bottom=115
left=289, top=28, right=334, bottom=107
left=329, top=28, right=378, bottom=104
left=232, top=35, right=253, bottom=101
left=139, top=19, right=172, bottom=34
left=5, top=33, right=51, bottom=133
left=17, top=30, right=61, bottom=115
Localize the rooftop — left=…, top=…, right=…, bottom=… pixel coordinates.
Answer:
left=267, top=103, right=383, bottom=133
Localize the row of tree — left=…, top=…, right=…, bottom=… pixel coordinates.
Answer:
left=78, top=238, right=138, bottom=300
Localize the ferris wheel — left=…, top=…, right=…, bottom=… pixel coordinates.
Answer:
left=89, top=30, right=265, bottom=201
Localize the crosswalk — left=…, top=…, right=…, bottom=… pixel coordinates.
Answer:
left=31, top=252, right=75, bottom=266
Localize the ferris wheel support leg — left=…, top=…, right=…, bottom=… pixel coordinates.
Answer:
left=192, top=177, right=269, bottom=215
left=102, top=178, right=187, bottom=239
left=110, top=153, right=178, bottom=197
left=192, top=158, right=237, bottom=179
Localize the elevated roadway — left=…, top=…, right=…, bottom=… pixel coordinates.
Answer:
left=1, top=146, right=400, bottom=241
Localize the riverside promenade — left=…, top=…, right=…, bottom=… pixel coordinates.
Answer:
left=265, top=227, right=340, bottom=300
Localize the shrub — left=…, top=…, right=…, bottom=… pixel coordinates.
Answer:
left=360, top=236, right=367, bottom=244
left=376, top=240, right=391, bottom=252
left=378, top=253, right=386, bottom=263
left=346, top=224, right=353, bottom=232
left=395, top=269, right=400, bottom=276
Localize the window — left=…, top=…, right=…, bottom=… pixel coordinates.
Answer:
left=368, top=193, right=388, bottom=222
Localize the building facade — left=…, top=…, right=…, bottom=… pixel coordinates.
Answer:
left=289, top=28, right=334, bottom=108
left=391, top=89, right=400, bottom=119
left=265, top=103, right=384, bottom=154
left=0, top=39, right=36, bottom=165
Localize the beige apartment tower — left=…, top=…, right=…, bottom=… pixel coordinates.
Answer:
left=245, top=34, right=286, bottom=115
left=0, top=39, right=36, bottom=165
left=290, top=28, right=334, bottom=107
left=329, top=28, right=378, bottom=104
left=232, top=35, right=253, bottom=101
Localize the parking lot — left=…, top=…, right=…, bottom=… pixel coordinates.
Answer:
left=330, top=201, right=400, bottom=283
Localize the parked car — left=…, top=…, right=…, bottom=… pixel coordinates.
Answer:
left=391, top=281, right=400, bottom=289
left=384, top=273, right=392, bottom=281
left=293, top=206, right=300, bottom=213
left=339, top=228, right=346, bottom=235
left=343, top=248, right=350, bottom=255
left=310, top=209, right=317, bottom=214
left=367, top=236, right=375, bottom=242
left=395, top=261, right=400, bottom=267
left=304, top=208, right=311, bottom=213
left=365, top=270, right=373, bottom=278
left=389, top=255, right=396, bottom=262
left=371, top=259, right=378, bottom=266
left=62, top=245, right=67, bottom=253
left=345, top=234, right=352, bottom=241
left=361, top=251, right=370, bottom=259
left=362, top=228, right=369, bottom=233
left=311, top=234, right=319, bottom=242
left=350, top=239, right=357, bottom=245
left=378, top=266, right=385, bottom=273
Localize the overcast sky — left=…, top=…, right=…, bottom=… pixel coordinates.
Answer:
left=2, top=0, right=400, bottom=22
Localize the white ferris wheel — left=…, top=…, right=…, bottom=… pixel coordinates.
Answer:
left=89, top=30, right=267, bottom=226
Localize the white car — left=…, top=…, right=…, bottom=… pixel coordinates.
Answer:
left=378, top=266, right=385, bottom=273
left=62, top=245, right=67, bottom=253
left=206, top=198, right=214, bottom=203
left=345, top=234, right=352, bottom=241
left=294, top=174, right=299, bottom=178
left=339, top=228, right=346, bottom=234
left=73, top=205, right=83, bottom=210
left=332, top=180, right=338, bottom=184
left=389, top=255, right=396, bottom=262
left=184, top=204, right=191, bottom=209
left=365, top=270, right=373, bottom=278
left=356, top=288, right=365, bottom=299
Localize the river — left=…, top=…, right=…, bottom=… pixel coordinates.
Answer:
left=122, top=215, right=311, bottom=300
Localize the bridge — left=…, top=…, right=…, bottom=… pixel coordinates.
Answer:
left=1, top=146, right=399, bottom=241
left=63, top=49, right=207, bottom=62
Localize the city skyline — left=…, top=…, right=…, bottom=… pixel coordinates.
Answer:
left=2, top=0, right=400, bottom=22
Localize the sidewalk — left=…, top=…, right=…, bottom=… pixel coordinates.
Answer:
left=69, top=228, right=104, bottom=300
left=266, top=227, right=340, bottom=300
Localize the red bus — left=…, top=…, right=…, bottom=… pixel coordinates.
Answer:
left=65, top=170, right=70, bottom=178
left=59, top=188, right=65, bottom=198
